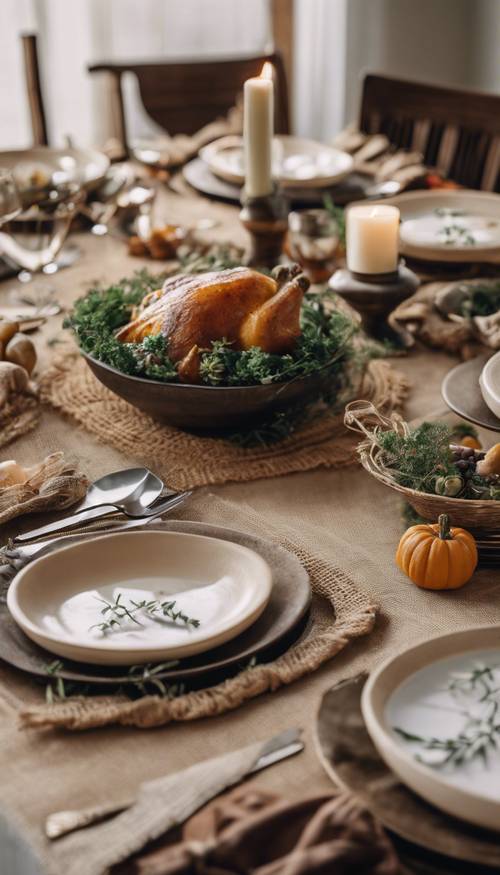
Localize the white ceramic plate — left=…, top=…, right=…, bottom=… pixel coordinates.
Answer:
left=366, top=190, right=500, bottom=263
left=0, top=147, right=110, bottom=193
left=7, top=531, right=272, bottom=665
left=199, top=135, right=354, bottom=189
left=480, top=352, right=500, bottom=420
left=362, top=627, right=500, bottom=831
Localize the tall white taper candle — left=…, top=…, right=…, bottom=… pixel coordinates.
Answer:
left=243, top=63, right=274, bottom=198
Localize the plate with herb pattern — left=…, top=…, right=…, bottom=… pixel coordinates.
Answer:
left=362, top=627, right=500, bottom=831
left=368, top=190, right=500, bottom=263
left=7, top=531, right=272, bottom=666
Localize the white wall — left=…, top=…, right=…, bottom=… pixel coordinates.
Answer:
left=343, top=0, right=494, bottom=129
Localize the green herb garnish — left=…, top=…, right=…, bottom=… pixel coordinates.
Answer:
left=394, top=661, right=500, bottom=769
left=89, top=592, right=200, bottom=634
left=66, top=271, right=357, bottom=389
left=378, top=421, right=456, bottom=493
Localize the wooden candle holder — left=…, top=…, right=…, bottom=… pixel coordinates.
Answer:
left=239, top=188, right=289, bottom=269
left=329, top=263, right=419, bottom=341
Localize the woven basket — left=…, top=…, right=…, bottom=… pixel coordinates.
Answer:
left=344, top=400, right=500, bottom=532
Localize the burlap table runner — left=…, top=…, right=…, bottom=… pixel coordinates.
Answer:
left=39, top=354, right=408, bottom=489
left=19, top=492, right=378, bottom=731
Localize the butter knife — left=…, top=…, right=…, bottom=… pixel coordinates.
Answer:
left=46, top=728, right=303, bottom=840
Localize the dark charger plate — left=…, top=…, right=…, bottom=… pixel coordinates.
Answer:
left=315, top=674, right=500, bottom=873
left=83, top=351, right=335, bottom=431
left=0, top=521, right=312, bottom=690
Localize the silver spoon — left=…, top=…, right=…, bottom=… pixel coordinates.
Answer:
left=14, top=469, right=164, bottom=543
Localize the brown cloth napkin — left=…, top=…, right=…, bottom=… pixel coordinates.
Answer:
left=388, top=280, right=500, bottom=358
left=128, top=788, right=401, bottom=875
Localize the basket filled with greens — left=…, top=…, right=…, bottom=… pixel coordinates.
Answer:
left=345, top=400, right=500, bottom=530
left=66, top=262, right=357, bottom=432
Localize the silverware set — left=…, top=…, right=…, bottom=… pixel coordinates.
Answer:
left=1, top=467, right=191, bottom=575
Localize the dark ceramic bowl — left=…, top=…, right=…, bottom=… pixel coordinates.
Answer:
left=83, top=351, right=335, bottom=432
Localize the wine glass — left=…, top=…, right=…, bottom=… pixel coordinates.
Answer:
left=0, top=169, right=22, bottom=225
left=0, top=172, right=83, bottom=281
left=287, top=209, right=341, bottom=283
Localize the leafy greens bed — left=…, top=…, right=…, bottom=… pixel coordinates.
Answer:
left=66, top=268, right=357, bottom=388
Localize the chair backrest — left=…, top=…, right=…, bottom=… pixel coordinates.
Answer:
left=21, top=33, right=48, bottom=146
left=88, top=53, right=289, bottom=154
left=359, top=74, right=500, bottom=192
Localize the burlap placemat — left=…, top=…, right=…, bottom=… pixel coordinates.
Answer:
left=19, top=493, right=378, bottom=731
left=39, top=354, right=408, bottom=490
left=0, top=392, right=39, bottom=449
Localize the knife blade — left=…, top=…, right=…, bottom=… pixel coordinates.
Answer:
left=45, top=728, right=303, bottom=840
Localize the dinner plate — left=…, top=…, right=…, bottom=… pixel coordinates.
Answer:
left=7, top=531, right=272, bottom=666
left=316, top=675, right=500, bottom=871
left=0, top=147, right=110, bottom=193
left=0, top=521, right=311, bottom=687
left=183, top=157, right=373, bottom=207
left=442, top=354, right=500, bottom=432
left=199, top=135, right=353, bottom=189
left=361, top=627, right=500, bottom=831
left=479, top=351, right=500, bottom=419
left=368, top=190, right=500, bottom=263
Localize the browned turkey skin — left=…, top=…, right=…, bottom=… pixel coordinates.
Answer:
left=116, top=264, right=309, bottom=382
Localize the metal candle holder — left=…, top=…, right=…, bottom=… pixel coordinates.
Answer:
left=239, top=187, right=289, bottom=269
left=329, top=262, right=420, bottom=341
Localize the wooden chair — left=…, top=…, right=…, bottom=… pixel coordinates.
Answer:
left=21, top=33, right=49, bottom=146
left=88, top=53, right=290, bottom=156
left=359, top=74, right=500, bottom=192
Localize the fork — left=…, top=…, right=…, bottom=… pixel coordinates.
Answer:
left=0, top=491, right=191, bottom=579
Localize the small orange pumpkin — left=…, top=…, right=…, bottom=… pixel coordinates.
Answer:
left=396, top=514, right=477, bottom=590
left=460, top=435, right=482, bottom=450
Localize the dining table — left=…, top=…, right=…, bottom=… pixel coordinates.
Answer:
left=1, top=172, right=499, bottom=875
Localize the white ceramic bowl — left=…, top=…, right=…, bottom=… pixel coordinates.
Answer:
left=480, top=351, right=500, bottom=420
left=361, top=626, right=500, bottom=831
left=7, top=530, right=272, bottom=665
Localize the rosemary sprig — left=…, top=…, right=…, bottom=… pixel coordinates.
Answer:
left=89, top=592, right=200, bottom=634
left=394, top=660, right=500, bottom=770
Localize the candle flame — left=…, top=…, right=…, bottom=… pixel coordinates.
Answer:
left=260, top=62, right=274, bottom=80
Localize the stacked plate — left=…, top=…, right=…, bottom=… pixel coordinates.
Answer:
left=361, top=628, right=500, bottom=832
left=183, top=135, right=363, bottom=206
left=3, top=523, right=311, bottom=690
left=369, top=189, right=500, bottom=265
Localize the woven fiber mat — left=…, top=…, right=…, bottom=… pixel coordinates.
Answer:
left=19, top=493, right=378, bottom=731
left=39, top=354, right=408, bottom=490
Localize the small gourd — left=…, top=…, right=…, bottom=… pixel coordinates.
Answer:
left=461, top=435, right=482, bottom=450
left=477, top=444, right=500, bottom=477
left=434, top=474, right=463, bottom=497
left=396, top=513, right=477, bottom=590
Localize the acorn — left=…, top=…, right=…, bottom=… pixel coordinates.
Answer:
left=0, top=320, right=19, bottom=345
left=435, top=474, right=464, bottom=497
left=5, top=333, right=37, bottom=375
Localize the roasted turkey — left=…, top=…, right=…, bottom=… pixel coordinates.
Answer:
left=116, top=263, right=309, bottom=382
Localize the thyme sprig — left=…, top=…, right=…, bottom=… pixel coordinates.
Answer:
left=394, top=661, right=500, bottom=770
left=89, top=592, right=200, bottom=634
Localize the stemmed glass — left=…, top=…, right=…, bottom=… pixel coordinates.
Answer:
left=0, top=168, right=83, bottom=281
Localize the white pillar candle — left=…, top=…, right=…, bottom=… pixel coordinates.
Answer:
left=346, top=205, right=400, bottom=274
left=243, top=63, right=274, bottom=198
